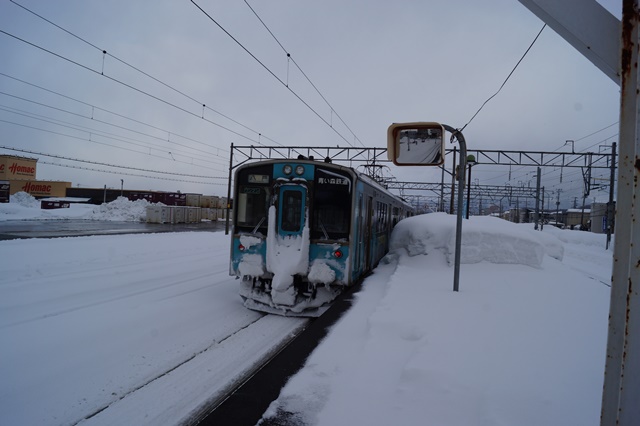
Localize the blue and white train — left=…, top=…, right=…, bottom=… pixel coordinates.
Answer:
left=229, top=157, right=413, bottom=316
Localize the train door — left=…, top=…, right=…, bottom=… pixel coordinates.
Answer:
left=277, top=184, right=307, bottom=236
left=364, top=195, right=373, bottom=271
left=355, top=193, right=364, bottom=275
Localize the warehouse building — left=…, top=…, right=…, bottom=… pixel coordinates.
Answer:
left=0, top=154, right=71, bottom=199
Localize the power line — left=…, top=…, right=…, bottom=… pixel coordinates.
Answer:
left=243, top=0, right=365, bottom=147
left=0, top=29, right=265, bottom=146
left=0, top=94, right=228, bottom=165
left=9, top=0, right=285, bottom=148
left=189, top=0, right=358, bottom=148
left=575, top=122, right=619, bottom=142
left=0, top=72, right=229, bottom=155
left=0, top=118, right=226, bottom=172
left=461, top=24, right=546, bottom=132
left=0, top=145, right=225, bottom=179
left=0, top=108, right=226, bottom=169
left=38, top=160, right=225, bottom=185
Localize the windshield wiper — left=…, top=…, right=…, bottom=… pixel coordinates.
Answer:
left=252, top=217, right=265, bottom=234
left=319, top=219, right=329, bottom=240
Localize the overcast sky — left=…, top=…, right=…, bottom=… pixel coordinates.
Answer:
left=0, top=0, right=621, bottom=207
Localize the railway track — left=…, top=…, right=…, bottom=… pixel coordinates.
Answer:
left=77, top=313, right=308, bottom=426
left=192, top=280, right=363, bottom=426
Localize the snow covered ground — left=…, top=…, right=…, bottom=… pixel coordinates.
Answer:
left=0, top=194, right=613, bottom=425
left=261, top=215, right=611, bottom=426
left=0, top=192, right=153, bottom=222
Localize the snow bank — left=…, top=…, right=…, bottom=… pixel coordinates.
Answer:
left=390, top=213, right=563, bottom=267
left=262, top=212, right=611, bottom=426
left=8, top=191, right=40, bottom=208
left=0, top=192, right=150, bottom=222
left=89, top=196, right=151, bottom=222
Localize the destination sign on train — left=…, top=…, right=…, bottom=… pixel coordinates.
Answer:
left=318, top=177, right=349, bottom=186
left=248, top=174, right=269, bottom=183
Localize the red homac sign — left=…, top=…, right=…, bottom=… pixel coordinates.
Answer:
left=10, top=180, right=70, bottom=197
left=21, top=181, right=52, bottom=194
left=9, top=163, right=36, bottom=176
left=0, top=155, right=38, bottom=179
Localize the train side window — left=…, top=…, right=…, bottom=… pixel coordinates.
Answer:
left=378, top=201, right=388, bottom=232
left=392, top=207, right=399, bottom=227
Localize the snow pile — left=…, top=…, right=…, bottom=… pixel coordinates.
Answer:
left=390, top=213, right=562, bottom=267
left=8, top=191, right=40, bottom=208
left=89, top=197, right=151, bottom=222
left=266, top=206, right=310, bottom=306
left=262, top=213, right=610, bottom=426
left=308, top=260, right=336, bottom=284
left=0, top=192, right=150, bottom=222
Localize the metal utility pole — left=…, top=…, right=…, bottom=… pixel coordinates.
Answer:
left=606, top=142, right=616, bottom=249
left=465, top=155, right=477, bottom=218
left=601, top=2, right=640, bottom=423
left=540, top=187, right=545, bottom=230
left=581, top=153, right=593, bottom=230
left=440, top=164, right=446, bottom=212
left=225, top=143, right=234, bottom=235
left=534, top=167, right=541, bottom=230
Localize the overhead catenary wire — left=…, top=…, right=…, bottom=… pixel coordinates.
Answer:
left=1, top=145, right=226, bottom=179
left=461, top=24, right=546, bottom=132
left=8, top=0, right=286, bottom=148
left=0, top=72, right=229, bottom=155
left=551, top=121, right=619, bottom=152
left=0, top=29, right=268, bottom=147
left=0, top=118, right=228, bottom=172
left=0, top=96, right=228, bottom=166
left=189, top=0, right=359, bottom=148
left=0, top=109, right=227, bottom=169
left=38, top=160, right=226, bottom=185
left=480, top=124, right=619, bottom=196
left=243, top=0, right=365, bottom=148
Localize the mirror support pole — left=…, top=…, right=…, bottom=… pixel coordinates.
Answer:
left=442, top=125, right=467, bottom=292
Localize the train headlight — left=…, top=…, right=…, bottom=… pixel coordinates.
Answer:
left=283, top=165, right=293, bottom=175
left=295, top=165, right=305, bottom=175
left=333, top=250, right=343, bottom=259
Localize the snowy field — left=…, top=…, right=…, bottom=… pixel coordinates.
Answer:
left=0, top=195, right=613, bottom=425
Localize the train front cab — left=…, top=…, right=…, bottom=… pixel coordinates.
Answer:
left=231, top=160, right=354, bottom=315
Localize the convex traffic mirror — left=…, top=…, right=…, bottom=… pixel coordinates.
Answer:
left=387, top=122, right=445, bottom=166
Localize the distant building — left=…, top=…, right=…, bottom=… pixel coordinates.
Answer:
left=0, top=154, right=37, bottom=181
left=0, top=154, right=71, bottom=199
left=566, top=208, right=591, bottom=230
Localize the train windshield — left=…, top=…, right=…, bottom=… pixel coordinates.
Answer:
left=312, top=168, right=351, bottom=240
left=235, top=164, right=272, bottom=234
left=280, top=189, right=304, bottom=232
left=236, top=186, right=270, bottom=233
